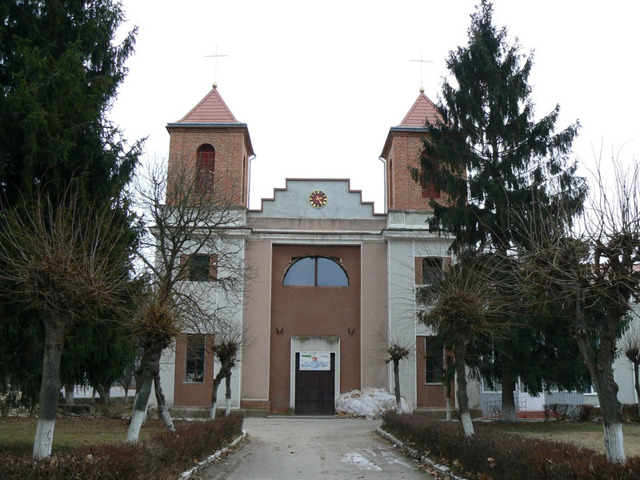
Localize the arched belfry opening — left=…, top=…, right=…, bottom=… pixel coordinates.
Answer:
left=196, top=144, right=215, bottom=194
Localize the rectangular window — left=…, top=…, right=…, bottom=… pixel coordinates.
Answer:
left=425, top=337, right=444, bottom=384
left=185, top=334, right=205, bottom=383
left=415, top=257, right=444, bottom=285
left=181, top=254, right=218, bottom=282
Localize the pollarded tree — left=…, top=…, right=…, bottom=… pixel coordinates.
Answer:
left=512, top=156, right=640, bottom=464
left=385, top=340, right=412, bottom=409
left=417, top=252, right=516, bottom=436
left=417, top=0, right=586, bottom=421
left=127, top=157, right=247, bottom=442
left=0, top=189, right=134, bottom=459
left=209, top=321, right=245, bottom=419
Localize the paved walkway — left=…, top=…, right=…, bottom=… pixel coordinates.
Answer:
left=195, top=417, right=433, bottom=479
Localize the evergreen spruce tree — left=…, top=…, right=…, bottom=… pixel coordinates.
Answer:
left=419, top=1, right=587, bottom=421
left=0, top=0, right=141, bottom=457
left=60, top=319, right=139, bottom=404
left=0, top=0, right=141, bottom=204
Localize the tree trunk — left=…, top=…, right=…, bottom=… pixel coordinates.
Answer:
left=634, top=362, right=640, bottom=419
left=225, top=373, right=232, bottom=416
left=500, top=374, right=517, bottom=422
left=95, top=383, right=111, bottom=405
left=116, top=363, right=134, bottom=404
left=594, top=367, right=626, bottom=464
left=127, top=345, right=162, bottom=443
left=577, top=339, right=626, bottom=464
left=154, top=372, right=175, bottom=432
left=445, top=358, right=453, bottom=421
left=210, top=372, right=224, bottom=419
left=574, top=301, right=626, bottom=464
left=210, top=358, right=232, bottom=419
left=453, top=344, right=474, bottom=436
left=393, top=359, right=401, bottom=407
left=64, top=383, right=74, bottom=405
left=33, top=314, right=67, bottom=459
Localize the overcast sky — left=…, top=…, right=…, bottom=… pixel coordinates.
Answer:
left=110, top=1, right=639, bottom=212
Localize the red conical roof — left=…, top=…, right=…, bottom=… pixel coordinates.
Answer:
left=380, top=90, right=443, bottom=159
left=398, top=90, right=441, bottom=128
left=176, top=85, right=240, bottom=124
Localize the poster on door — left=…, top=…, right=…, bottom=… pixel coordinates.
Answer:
left=299, top=352, right=331, bottom=371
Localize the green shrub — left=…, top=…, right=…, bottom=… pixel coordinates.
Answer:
left=382, top=412, right=640, bottom=480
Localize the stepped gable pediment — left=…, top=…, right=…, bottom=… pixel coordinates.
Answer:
left=251, top=179, right=380, bottom=220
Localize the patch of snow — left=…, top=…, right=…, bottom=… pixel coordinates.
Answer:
left=342, top=452, right=383, bottom=471
left=381, top=449, right=413, bottom=468
left=335, top=387, right=413, bottom=419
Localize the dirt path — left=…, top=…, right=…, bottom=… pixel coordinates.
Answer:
left=195, top=417, right=433, bottom=480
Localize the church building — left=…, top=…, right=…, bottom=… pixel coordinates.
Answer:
left=158, top=85, right=458, bottom=415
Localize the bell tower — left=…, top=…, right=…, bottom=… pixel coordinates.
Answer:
left=380, top=89, right=441, bottom=213
left=166, top=85, right=254, bottom=208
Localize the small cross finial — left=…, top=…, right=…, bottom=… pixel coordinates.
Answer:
left=205, top=46, right=228, bottom=87
left=410, top=51, right=433, bottom=93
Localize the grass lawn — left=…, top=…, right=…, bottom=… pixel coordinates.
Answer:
left=477, top=420, right=640, bottom=458
left=0, top=417, right=173, bottom=456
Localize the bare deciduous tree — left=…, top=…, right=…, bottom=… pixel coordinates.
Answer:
left=511, top=154, right=640, bottom=464
left=417, top=252, right=516, bottom=436
left=127, top=157, right=247, bottom=442
left=385, top=340, right=412, bottom=408
left=0, top=189, right=132, bottom=458
left=209, top=321, right=246, bottom=419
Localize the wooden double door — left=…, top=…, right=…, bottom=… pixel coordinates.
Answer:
left=294, top=352, right=335, bottom=415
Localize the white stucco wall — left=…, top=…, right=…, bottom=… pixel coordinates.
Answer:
left=385, top=222, right=453, bottom=406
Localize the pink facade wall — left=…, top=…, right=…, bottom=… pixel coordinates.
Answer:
left=360, top=242, right=389, bottom=388
left=240, top=240, right=273, bottom=410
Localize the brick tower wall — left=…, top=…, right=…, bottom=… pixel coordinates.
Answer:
left=386, top=132, right=432, bottom=211
left=167, top=126, right=250, bottom=208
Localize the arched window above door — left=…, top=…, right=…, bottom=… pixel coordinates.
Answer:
left=283, top=256, right=349, bottom=287
left=196, top=144, right=215, bottom=193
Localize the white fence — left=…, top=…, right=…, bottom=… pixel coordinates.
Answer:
left=480, top=391, right=584, bottom=417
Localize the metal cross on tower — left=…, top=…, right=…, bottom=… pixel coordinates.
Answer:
left=410, top=51, right=433, bottom=93
left=205, top=46, right=228, bottom=88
